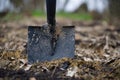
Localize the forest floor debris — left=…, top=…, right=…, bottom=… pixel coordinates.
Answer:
left=0, top=19, right=120, bottom=80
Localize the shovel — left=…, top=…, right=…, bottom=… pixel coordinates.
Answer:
left=27, top=0, right=75, bottom=63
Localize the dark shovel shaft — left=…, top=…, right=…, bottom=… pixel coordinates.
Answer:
left=46, top=0, right=57, bottom=55
left=46, top=0, right=56, bottom=26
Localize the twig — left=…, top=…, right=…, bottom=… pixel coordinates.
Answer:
left=51, top=63, right=58, bottom=77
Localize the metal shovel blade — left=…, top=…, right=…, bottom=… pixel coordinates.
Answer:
left=27, top=26, right=75, bottom=63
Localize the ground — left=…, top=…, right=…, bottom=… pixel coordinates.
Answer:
left=0, top=18, right=120, bottom=80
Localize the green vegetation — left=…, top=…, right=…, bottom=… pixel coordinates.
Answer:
left=0, top=10, right=92, bottom=22
left=32, top=10, right=45, bottom=17
left=57, top=12, right=92, bottom=21
left=32, top=10, right=92, bottom=21
left=0, top=13, right=23, bottom=22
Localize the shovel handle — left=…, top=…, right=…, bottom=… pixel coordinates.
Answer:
left=46, top=0, right=56, bottom=26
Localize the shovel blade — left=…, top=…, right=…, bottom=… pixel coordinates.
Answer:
left=27, top=26, right=75, bottom=63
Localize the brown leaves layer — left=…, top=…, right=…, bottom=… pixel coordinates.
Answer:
left=0, top=20, right=120, bottom=79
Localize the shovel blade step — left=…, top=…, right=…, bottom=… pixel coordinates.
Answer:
left=27, top=26, right=75, bottom=63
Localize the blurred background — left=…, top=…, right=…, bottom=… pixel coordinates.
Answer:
left=0, top=0, right=120, bottom=25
